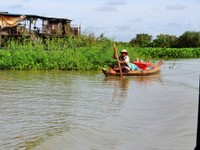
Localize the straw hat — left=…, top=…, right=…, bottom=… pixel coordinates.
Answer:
left=120, top=49, right=128, bottom=54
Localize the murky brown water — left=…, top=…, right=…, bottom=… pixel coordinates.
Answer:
left=0, top=59, right=199, bottom=150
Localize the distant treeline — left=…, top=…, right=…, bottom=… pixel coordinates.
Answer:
left=129, top=31, right=200, bottom=48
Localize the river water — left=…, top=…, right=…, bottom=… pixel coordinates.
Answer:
left=0, top=59, right=199, bottom=150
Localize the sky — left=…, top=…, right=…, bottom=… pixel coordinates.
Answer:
left=0, top=0, right=200, bottom=42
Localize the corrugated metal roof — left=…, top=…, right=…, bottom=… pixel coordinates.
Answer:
left=0, top=12, right=21, bottom=17
left=0, top=12, right=72, bottom=22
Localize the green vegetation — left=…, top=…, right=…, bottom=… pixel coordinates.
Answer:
left=134, top=48, right=200, bottom=59
left=0, top=35, right=115, bottom=70
left=130, top=31, right=200, bottom=48
left=0, top=31, right=200, bottom=70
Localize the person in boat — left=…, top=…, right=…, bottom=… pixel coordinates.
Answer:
left=109, top=49, right=141, bottom=74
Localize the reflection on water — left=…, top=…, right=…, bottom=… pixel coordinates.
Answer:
left=0, top=59, right=199, bottom=150
left=102, top=75, right=163, bottom=117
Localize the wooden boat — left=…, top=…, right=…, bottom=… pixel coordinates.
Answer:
left=102, top=60, right=163, bottom=76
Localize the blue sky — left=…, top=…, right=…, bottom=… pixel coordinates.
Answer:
left=0, top=0, right=200, bottom=42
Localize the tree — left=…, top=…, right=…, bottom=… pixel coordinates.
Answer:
left=129, top=33, right=152, bottom=47
left=152, top=34, right=178, bottom=48
left=176, top=31, right=200, bottom=48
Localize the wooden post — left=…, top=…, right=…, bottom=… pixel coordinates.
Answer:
left=114, top=43, right=122, bottom=77
left=29, top=19, right=31, bottom=34
left=195, top=76, right=200, bottom=150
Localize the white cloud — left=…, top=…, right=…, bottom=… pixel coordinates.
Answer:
left=166, top=3, right=187, bottom=10
left=95, top=6, right=117, bottom=12
left=104, top=0, right=127, bottom=6
left=9, top=4, right=23, bottom=9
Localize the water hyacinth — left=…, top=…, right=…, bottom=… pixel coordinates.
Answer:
left=0, top=35, right=199, bottom=70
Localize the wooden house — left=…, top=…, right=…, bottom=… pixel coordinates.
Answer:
left=0, top=12, right=81, bottom=37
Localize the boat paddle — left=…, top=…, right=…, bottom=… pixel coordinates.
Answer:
left=114, top=43, right=123, bottom=77
left=195, top=76, right=200, bottom=150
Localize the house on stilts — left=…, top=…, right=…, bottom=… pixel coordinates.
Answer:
left=0, top=12, right=81, bottom=38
